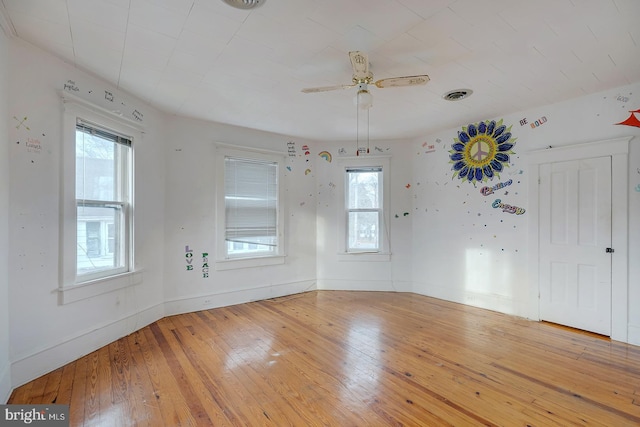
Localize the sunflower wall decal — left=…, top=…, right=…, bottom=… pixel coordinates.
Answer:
left=449, top=119, right=517, bottom=184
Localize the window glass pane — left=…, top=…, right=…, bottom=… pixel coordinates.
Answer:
left=107, top=223, right=115, bottom=253
left=76, top=129, right=117, bottom=201
left=348, top=211, right=379, bottom=250
left=348, top=171, right=380, bottom=209
left=76, top=203, right=124, bottom=276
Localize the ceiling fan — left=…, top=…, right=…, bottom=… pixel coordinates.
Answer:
left=301, top=51, right=430, bottom=108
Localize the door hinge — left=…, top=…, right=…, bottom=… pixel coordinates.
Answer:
left=606, top=247, right=614, bottom=253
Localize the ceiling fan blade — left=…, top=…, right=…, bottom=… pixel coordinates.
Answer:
left=349, top=51, right=370, bottom=80
left=374, top=75, right=430, bottom=88
left=301, top=84, right=355, bottom=93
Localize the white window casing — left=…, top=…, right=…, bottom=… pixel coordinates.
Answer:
left=59, top=92, right=143, bottom=304
left=337, top=155, right=390, bottom=262
left=215, top=144, right=286, bottom=270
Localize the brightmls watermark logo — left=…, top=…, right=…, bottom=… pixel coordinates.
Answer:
left=0, top=405, right=69, bottom=426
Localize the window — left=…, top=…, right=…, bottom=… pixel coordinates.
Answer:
left=216, top=145, right=285, bottom=269
left=60, top=94, right=142, bottom=303
left=337, top=156, right=390, bottom=260
left=346, top=167, right=382, bottom=252
left=75, top=121, right=132, bottom=280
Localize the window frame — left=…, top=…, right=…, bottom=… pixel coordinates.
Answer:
left=337, top=156, right=391, bottom=261
left=60, top=93, right=143, bottom=304
left=345, top=166, right=383, bottom=253
left=75, top=120, right=132, bottom=281
left=215, top=144, right=286, bottom=270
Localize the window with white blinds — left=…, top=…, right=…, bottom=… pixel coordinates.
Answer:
left=216, top=146, right=285, bottom=266
left=224, top=156, right=278, bottom=256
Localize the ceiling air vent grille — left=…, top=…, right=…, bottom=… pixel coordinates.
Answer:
left=443, top=89, right=473, bottom=101
left=222, top=0, right=266, bottom=9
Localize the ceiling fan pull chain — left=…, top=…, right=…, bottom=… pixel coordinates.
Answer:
left=367, top=107, right=370, bottom=154
left=356, top=101, right=360, bottom=155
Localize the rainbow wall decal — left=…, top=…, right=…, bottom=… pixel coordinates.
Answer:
left=318, top=151, right=332, bottom=162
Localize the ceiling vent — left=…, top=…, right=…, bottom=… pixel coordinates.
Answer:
left=222, top=0, right=266, bottom=9
left=443, top=89, right=473, bottom=101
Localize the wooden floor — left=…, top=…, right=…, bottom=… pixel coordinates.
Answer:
left=9, top=291, right=640, bottom=426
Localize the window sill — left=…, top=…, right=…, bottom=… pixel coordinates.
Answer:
left=58, top=270, right=143, bottom=304
left=337, top=252, right=391, bottom=262
left=216, top=255, right=285, bottom=270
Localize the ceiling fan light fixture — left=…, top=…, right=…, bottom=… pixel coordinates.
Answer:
left=221, top=0, right=266, bottom=10
left=355, top=89, right=373, bottom=110
left=354, top=83, right=373, bottom=109
left=443, top=89, right=473, bottom=101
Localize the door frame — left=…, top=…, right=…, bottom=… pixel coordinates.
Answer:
left=527, top=136, right=631, bottom=342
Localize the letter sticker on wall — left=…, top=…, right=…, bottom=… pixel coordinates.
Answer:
left=185, top=245, right=194, bottom=271
left=202, top=252, right=209, bottom=278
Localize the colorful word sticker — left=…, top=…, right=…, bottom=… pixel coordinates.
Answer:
left=492, top=199, right=525, bottom=215
left=480, top=179, right=512, bottom=196
left=530, top=116, right=547, bottom=129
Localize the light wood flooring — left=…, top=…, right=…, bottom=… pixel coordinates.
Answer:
left=8, top=291, right=640, bottom=426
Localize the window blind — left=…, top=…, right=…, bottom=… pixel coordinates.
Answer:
left=77, top=120, right=132, bottom=147
left=224, top=156, right=278, bottom=246
left=345, top=166, right=382, bottom=173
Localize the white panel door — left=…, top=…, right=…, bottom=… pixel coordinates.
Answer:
left=539, top=156, right=612, bottom=335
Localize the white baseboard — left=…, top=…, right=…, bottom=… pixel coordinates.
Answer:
left=392, top=281, right=413, bottom=292
left=10, top=281, right=316, bottom=391
left=411, top=281, right=528, bottom=318
left=628, top=324, right=640, bottom=346
left=0, top=362, right=11, bottom=404
left=11, top=303, right=164, bottom=389
left=164, top=280, right=317, bottom=316
left=316, top=279, right=399, bottom=292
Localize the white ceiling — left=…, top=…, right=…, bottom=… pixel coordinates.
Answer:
left=2, top=0, right=639, bottom=141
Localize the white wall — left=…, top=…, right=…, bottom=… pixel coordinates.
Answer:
left=162, top=116, right=317, bottom=315
left=411, top=82, right=640, bottom=344
left=5, top=32, right=640, bottom=397
left=0, top=26, right=12, bottom=403
left=7, top=39, right=167, bottom=387
left=5, top=36, right=318, bottom=392
left=315, top=140, right=414, bottom=292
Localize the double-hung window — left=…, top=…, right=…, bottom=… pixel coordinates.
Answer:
left=60, top=94, right=141, bottom=303
left=338, top=156, right=390, bottom=260
left=346, top=167, right=382, bottom=252
left=75, top=121, right=132, bottom=280
left=216, top=145, right=285, bottom=269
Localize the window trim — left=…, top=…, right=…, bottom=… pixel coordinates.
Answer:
left=59, top=92, right=143, bottom=304
left=346, top=166, right=383, bottom=253
left=337, top=156, right=391, bottom=261
left=215, top=143, right=286, bottom=270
